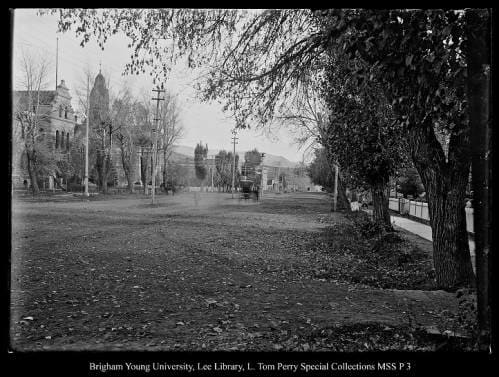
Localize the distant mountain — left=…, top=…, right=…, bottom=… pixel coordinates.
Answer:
left=171, top=145, right=299, bottom=168
left=171, top=145, right=197, bottom=157
left=169, top=150, right=194, bottom=163
left=261, top=153, right=299, bottom=168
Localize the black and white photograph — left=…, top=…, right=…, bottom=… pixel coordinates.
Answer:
left=9, top=7, right=493, bottom=375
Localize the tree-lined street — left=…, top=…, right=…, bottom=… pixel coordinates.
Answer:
left=11, top=192, right=465, bottom=351
left=11, top=8, right=491, bottom=360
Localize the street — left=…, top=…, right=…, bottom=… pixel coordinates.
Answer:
left=11, top=192, right=461, bottom=351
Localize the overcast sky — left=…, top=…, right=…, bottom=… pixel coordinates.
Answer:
left=12, top=9, right=314, bottom=163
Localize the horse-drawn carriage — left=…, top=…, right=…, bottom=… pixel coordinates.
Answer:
left=239, top=178, right=259, bottom=201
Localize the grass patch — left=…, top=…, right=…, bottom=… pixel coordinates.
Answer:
left=311, top=212, right=436, bottom=290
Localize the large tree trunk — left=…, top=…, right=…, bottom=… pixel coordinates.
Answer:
left=100, top=156, right=109, bottom=194
left=466, top=8, right=491, bottom=350
left=371, top=178, right=391, bottom=229
left=127, top=175, right=134, bottom=194
left=120, top=149, right=134, bottom=194
left=26, top=150, right=39, bottom=195
left=140, top=149, right=148, bottom=195
left=162, top=148, right=168, bottom=192
left=324, top=150, right=350, bottom=211
left=424, top=169, right=473, bottom=289
left=95, top=150, right=109, bottom=194
left=163, top=170, right=167, bottom=192
left=122, top=161, right=134, bottom=194
left=336, top=173, right=351, bottom=211
left=409, top=123, right=474, bottom=290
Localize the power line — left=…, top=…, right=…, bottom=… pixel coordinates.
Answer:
left=15, top=37, right=198, bottom=117
left=15, top=28, right=199, bottom=97
left=15, top=15, right=216, bottom=94
left=15, top=38, right=145, bottom=95
left=14, top=24, right=205, bottom=108
left=150, top=87, right=165, bottom=204
left=231, top=128, right=239, bottom=198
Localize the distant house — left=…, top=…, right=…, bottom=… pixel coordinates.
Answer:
left=12, top=80, right=80, bottom=189
left=262, top=165, right=317, bottom=192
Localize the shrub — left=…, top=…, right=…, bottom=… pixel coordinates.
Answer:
left=455, top=288, right=478, bottom=337
left=348, top=211, right=386, bottom=238
left=67, top=182, right=83, bottom=192
left=314, top=214, right=436, bottom=290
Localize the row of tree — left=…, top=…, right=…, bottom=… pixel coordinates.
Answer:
left=14, top=51, right=184, bottom=195
left=47, top=7, right=491, bottom=347
left=193, top=145, right=265, bottom=192
left=77, top=71, right=185, bottom=194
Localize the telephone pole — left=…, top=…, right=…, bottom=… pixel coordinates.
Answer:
left=210, top=157, right=214, bottom=192
left=55, top=37, right=59, bottom=90
left=231, top=129, right=238, bottom=199
left=151, top=87, right=165, bottom=205
left=333, top=163, right=339, bottom=211
left=260, top=153, right=265, bottom=200
left=277, top=162, right=281, bottom=193
left=83, top=76, right=90, bottom=197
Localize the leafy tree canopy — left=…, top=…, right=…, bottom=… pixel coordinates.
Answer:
left=44, top=9, right=338, bottom=129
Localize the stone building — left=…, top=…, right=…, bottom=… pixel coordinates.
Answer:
left=12, top=71, right=187, bottom=192
left=87, top=71, right=154, bottom=189
left=12, top=80, right=80, bottom=189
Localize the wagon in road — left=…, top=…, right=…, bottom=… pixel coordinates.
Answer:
left=239, top=179, right=256, bottom=201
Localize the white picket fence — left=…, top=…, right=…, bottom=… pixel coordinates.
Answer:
left=389, top=197, right=474, bottom=234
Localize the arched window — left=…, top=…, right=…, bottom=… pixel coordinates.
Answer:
left=59, top=106, right=63, bottom=117
left=55, top=130, right=59, bottom=148
left=66, top=133, right=70, bottom=150
left=64, top=107, right=68, bottom=119
left=61, top=131, right=65, bottom=149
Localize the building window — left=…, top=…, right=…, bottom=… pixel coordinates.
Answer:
left=66, top=133, right=70, bottom=150
left=61, top=131, right=65, bottom=149
left=65, top=107, right=68, bottom=119
left=55, top=130, right=59, bottom=148
left=59, top=106, right=63, bottom=117
left=74, top=115, right=78, bottom=123
left=21, top=125, right=25, bottom=139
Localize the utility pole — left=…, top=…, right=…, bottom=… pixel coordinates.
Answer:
left=211, top=158, right=214, bottom=192
left=151, top=86, right=165, bottom=205
left=55, top=37, right=59, bottom=90
left=231, top=129, right=238, bottom=199
left=333, top=163, right=339, bottom=211
left=277, top=162, right=281, bottom=193
left=260, top=153, right=265, bottom=200
left=83, top=76, right=90, bottom=197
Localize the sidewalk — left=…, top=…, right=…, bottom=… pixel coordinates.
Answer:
left=391, top=214, right=476, bottom=271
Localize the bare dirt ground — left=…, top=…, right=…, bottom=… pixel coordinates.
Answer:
left=10, top=191, right=459, bottom=351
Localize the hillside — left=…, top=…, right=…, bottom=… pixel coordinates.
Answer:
left=171, top=145, right=299, bottom=168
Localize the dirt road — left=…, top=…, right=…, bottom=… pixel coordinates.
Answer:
left=10, top=192, right=457, bottom=351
